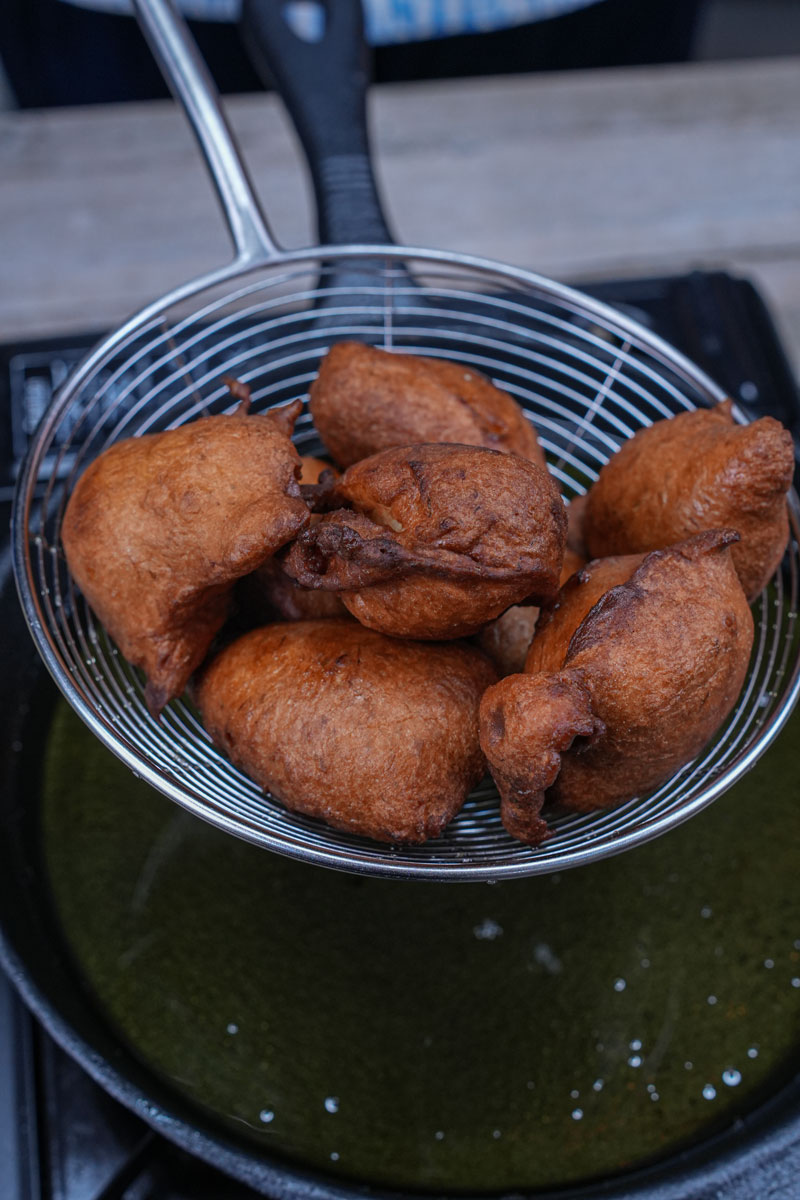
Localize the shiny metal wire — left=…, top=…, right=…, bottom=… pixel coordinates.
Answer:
left=13, top=248, right=800, bottom=879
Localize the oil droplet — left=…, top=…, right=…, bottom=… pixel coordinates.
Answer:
left=747, top=1047, right=759, bottom=1059
left=628, top=1055, right=642, bottom=1068
left=684, top=1061, right=694, bottom=1070
left=700, top=906, right=712, bottom=918
left=473, top=918, right=503, bottom=940
left=259, top=1109, right=274, bottom=1123
left=533, top=943, right=563, bottom=974
left=640, top=958, right=650, bottom=968
left=330, top=1152, right=340, bottom=1161
left=570, top=1089, right=580, bottom=1099
left=592, top=1079, right=604, bottom=1092
left=707, top=995, right=718, bottom=1005
left=650, top=1091, right=660, bottom=1102
left=571, top=1109, right=583, bottom=1121
left=702, top=1085, right=717, bottom=1100
left=629, top=1039, right=642, bottom=1050
left=526, top=1080, right=535, bottom=1090
left=764, top=959, right=775, bottom=969
left=324, top=1096, right=340, bottom=1114
left=226, top=1023, right=238, bottom=1035
left=493, top=1130, right=502, bottom=1139
left=435, top=1131, right=445, bottom=1141
left=613, top=978, right=626, bottom=992
left=792, top=978, right=800, bottom=989
left=722, top=1069, right=742, bottom=1087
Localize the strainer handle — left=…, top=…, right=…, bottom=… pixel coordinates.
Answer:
left=132, top=0, right=280, bottom=265
left=241, top=0, right=395, bottom=247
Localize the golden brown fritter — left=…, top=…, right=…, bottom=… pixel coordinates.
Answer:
left=281, top=443, right=567, bottom=639
left=194, top=620, right=498, bottom=844
left=244, top=558, right=349, bottom=622
left=309, top=341, right=547, bottom=469
left=480, top=531, right=754, bottom=843
left=479, top=671, right=598, bottom=844
left=525, top=552, right=644, bottom=674
left=241, top=455, right=348, bottom=623
left=583, top=400, right=794, bottom=599
left=62, top=401, right=309, bottom=715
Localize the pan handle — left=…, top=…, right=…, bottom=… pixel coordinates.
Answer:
left=241, top=0, right=395, bottom=247
left=133, top=0, right=280, bottom=265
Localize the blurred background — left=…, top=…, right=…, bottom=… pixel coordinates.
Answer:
left=1, top=0, right=800, bottom=110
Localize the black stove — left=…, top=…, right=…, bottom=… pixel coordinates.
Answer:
left=1, top=270, right=798, bottom=1200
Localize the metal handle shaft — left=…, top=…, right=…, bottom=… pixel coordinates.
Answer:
left=133, top=0, right=279, bottom=265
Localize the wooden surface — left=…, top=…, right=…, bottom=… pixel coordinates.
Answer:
left=2, top=56, right=800, bottom=374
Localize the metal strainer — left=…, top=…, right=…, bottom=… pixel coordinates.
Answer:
left=12, top=0, right=800, bottom=880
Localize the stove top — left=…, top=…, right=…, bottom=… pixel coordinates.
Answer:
left=1, top=270, right=798, bottom=1200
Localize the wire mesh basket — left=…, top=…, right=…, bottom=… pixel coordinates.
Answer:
left=14, top=250, right=800, bottom=879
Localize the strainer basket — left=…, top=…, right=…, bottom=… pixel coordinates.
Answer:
left=12, top=0, right=800, bottom=880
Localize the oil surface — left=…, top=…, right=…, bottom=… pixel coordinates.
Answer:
left=42, top=702, right=800, bottom=1192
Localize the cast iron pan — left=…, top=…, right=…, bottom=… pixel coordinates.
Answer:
left=1, top=550, right=800, bottom=1197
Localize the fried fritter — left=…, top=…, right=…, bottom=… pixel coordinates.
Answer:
left=583, top=400, right=794, bottom=599
left=62, top=400, right=309, bottom=715
left=245, top=558, right=349, bottom=622
left=241, top=455, right=348, bottom=623
left=194, top=620, right=498, bottom=844
left=282, top=443, right=567, bottom=639
left=480, top=531, right=754, bottom=843
left=479, top=671, right=598, bottom=844
left=309, top=341, right=547, bottom=469
left=525, top=552, right=644, bottom=674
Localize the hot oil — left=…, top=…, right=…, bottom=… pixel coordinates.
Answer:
left=42, top=702, right=800, bottom=1191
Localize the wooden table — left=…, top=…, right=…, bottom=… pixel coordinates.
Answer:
left=2, top=56, right=799, bottom=374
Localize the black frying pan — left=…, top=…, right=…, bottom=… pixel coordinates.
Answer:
left=2, top=552, right=800, bottom=1196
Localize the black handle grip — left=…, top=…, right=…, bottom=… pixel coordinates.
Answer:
left=240, top=0, right=395, bottom=246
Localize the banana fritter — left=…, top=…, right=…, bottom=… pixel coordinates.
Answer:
left=242, top=455, right=348, bottom=623
left=62, top=400, right=309, bottom=714
left=525, top=552, right=645, bottom=675
left=195, top=620, right=497, bottom=843
left=281, top=442, right=567, bottom=639
left=480, top=531, right=754, bottom=843
left=309, top=341, right=546, bottom=468
left=583, top=400, right=794, bottom=599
